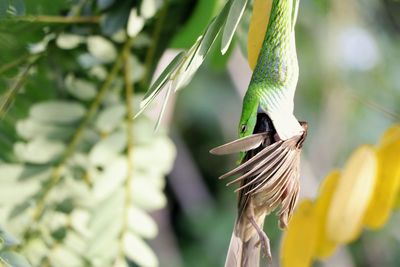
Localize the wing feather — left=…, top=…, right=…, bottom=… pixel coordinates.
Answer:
left=210, top=133, right=269, bottom=155
left=219, top=141, right=282, bottom=179
left=228, top=145, right=288, bottom=186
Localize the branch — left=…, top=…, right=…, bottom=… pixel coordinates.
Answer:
left=0, top=54, right=42, bottom=119
left=0, top=54, right=36, bottom=75
left=117, top=37, right=134, bottom=258
left=12, top=15, right=101, bottom=24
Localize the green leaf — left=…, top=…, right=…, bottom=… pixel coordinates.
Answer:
left=87, top=36, right=117, bottom=63
left=16, top=118, right=74, bottom=140
left=0, top=165, right=50, bottom=206
left=8, top=200, right=32, bottom=219
left=172, top=1, right=231, bottom=92
left=89, top=191, right=124, bottom=236
left=21, top=239, right=46, bottom=267
left=232, top=4, right=250, bottom=61
left=30, top=101, right=85, bottom=125
left=56, top=33, right=83, bottom=50
left=48, top=247, right=83, bottom=267
left=89, top=131, right=127, bottom=167
left=112, top=258, right=129, bottom=267
left=169, top=38, right=201, bottom=91
left=87, top=218, right=121, bottom=258
left=128, top=207, right=158, bottom=239
left=78, top=53, right=102, bottom=69
left=65, top=75, right=97, bottom=101
left=133, top=116, right=155, bottom=145
left=14, top=138, right=65, bottom=164
left=131, top=178, right=166, bottom=211
left=127, top=8, right=145, bottom=38
left=41, top=211, right=68, bottom=233
left=63, top=232, right=86, bottom=256
left=70, top=209, right=90, bottom=236
left=92, top=157, right=127, bottom=201
left=133, top=136, right=176, bottom=174
left=221, top=0, right=248, bottom=54
left=88, top=241, right=118, bottom=266
left=0, top=177, right=39, bottom=206
left=134, top=170, right=165, bottom=190
left=89, top=66, right=108, bottom=81
left=153, top=82, right=172, bottom=131
left=123, top=232, right=158, bottom=267
left=50, top=178, right=91, bottom=208
left=0, top=251, right=31, bottom=267
left=0, top=164, right=50, bottom=182
left=140, top=0, right=157, bottom=19
left=135, top=51, right=185, bottom=118
left=0, top=227, right=19, bottom=248
left=95, top=104, right=126, bottom=133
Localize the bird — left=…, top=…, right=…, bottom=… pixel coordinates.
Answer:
left=210, top=0, right=308, bottom=266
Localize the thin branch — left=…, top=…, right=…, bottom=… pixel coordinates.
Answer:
left=0, top=53, right=36, bottom=75
left=12, top=15, right=101, bottom=24
left=118, top=37, right=134, bottom=259
left=0, top=58, right=38, bottom=119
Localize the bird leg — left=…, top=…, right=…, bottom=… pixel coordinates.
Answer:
left=247, top=208, right=272, bottom=263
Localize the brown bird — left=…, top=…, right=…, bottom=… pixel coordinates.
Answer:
left=210, top=114, right=308, bottom=266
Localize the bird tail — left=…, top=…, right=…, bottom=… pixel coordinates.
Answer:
left=224, top=224, right=261, bottom=267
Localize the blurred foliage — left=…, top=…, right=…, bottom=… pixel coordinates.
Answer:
left=0, top=0, right=179, bottom=266
left=281, top=127, right=400, bottom=267
left=0, top=227, right=31, bottom=267
left=0, top=0, right=400, bottom=267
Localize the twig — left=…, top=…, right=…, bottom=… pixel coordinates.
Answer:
left=0, top=54, right=35, bottom=75
left=12, top=15, right=101, bottom=24
left=0, top=56, right=40, bottom=119
left=117, top=37, right=134, bottom=258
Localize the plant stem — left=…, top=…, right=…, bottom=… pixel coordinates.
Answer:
left=118, top=37, right=134, bottom=258
left=0, top=59, right=38, bottom=119
left=0, top=54, right=35, bottom=75
left=13, top=15, right=101, bottom=24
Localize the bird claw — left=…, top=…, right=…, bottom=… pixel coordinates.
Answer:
left=255, top=231, right=272, bottom=263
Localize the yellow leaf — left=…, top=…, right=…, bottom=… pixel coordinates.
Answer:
left=314, top=170, right=340, bottom=259
left=378, top=124, right=400, bottom=147
left=247, top=0, right=272, bottom=69
left=326, top=146, right=377, bottom=243
left=396, top=191, right=400, bottom=209
left=363, top=125, right=400, bottom=229
left=281, top=200, right=317, bottom=267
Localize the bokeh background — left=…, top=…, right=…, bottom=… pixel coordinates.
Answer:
left=153, top=0, right=400, bottom=266
left=0, top=0, right=399, bottom=267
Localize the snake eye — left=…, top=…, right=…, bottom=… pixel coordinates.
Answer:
left=240, top=124, right=247, bottom=133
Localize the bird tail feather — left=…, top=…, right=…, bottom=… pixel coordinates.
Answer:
left=225, top=225, right=261, bottom=267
